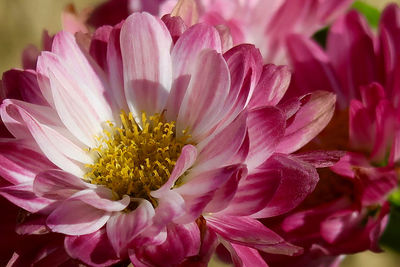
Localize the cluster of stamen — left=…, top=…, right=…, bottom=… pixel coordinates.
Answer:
left=84, top=111, right=191, bottom=205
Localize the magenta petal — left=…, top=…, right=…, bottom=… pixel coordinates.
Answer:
left=107, top=200, right=154, bottom=256
left=246, top=106, right=285, bottom=169
left=46, top=199, right=110, bottom=235
left=276, top=91, right=336, bottom=154
left=207, top=215, right=302, bottom=256
left=34, top=169, right=92, bottom=200
left=251, top=154, right=319, bottom=218
left=130, top=223, right=201, bottom=267
left=120, top=12, right=172, bottom=116
left=65, top=228, right=120, bottom=267
left=248, top=64, right=291, bottom=108
left=0, top=140, right=55, bottom=185
left=0, top=183, right=53, bottom=213
left=167, top=23, right=221, bottom=120
left=293, top=150, right=345, bottom=168
left=231, top=244, right=268, bottom=267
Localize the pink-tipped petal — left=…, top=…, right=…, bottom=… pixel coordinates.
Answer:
left=177, top=49, right=230, bottom=141
left=65, top=228, right=120, bottom=267
left=70, top=188, right=130, bottom=212
left=167, top=23, right=221, bottom=120
left=161, top=14, right=187, bottom=43
left=120, top=12, right=173, bottom=117
left=246, top=106, right=286, bottom=169
left=34, top=169, right=93, bottom=200
left=0, top=140, right=55, bottom=185
left=231, top=244, right=268, bottom=267
left=248, top=64, right=291, bottom=108
left=276, top=91, right=336, bottom=154
left=46, top=199, right=110, bottom=235
left=107, top=200, right=154, bottom=256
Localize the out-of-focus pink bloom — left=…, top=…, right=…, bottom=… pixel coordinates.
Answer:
left=88, top=0, right=354, bottom=64
left=0, top=12, right=335, bottom=266
left=261, top=4, right=400, bottom=266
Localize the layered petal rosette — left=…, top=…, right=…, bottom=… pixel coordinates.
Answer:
left=88, top=0, right=354, bottom=64
left=0, top=12, right=336, bottom=266
left=261, top=4, right=400, bottom=266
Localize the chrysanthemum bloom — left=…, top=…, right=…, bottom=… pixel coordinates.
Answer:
left=260, top=4, right=400, bottom=266
left=0, top=11, right=337, bottom=266
left=88, top=0, right=353, bottom=64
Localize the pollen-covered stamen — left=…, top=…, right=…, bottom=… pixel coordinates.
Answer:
left=85, top=111, right=191, bottom=205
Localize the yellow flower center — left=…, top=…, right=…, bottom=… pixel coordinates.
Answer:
left=84, top=111, right=191, bottom=205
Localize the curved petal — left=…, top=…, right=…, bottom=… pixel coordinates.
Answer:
left=0, top=140, right=55, bottom=185
left=34, top=169, right=94, bottom=200
left=246, top=106, right=285, bottom=170
left=251, top=154, right=319, bottom=218
left=70, top=188, right=130, bottom=212
left=64, top=228, right=120, bottom=267
left=231, top=244, right=268, bottom=267
left=46, top=199, right=110, bottom=235
left=166, top=23, right=221, bottom=120
left=107, top=200, right=155, bottom=256
left=276, top=91, right=336, bottom=154
left=177, top=49, right=230, bottom=141
left=120, top=12, right=173, bottom=117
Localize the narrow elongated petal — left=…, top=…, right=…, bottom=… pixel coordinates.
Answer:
left=107, top=200, right=155, bottom=256
left=231, top=244, right=268, bottom=267
left=120, top=12, right=172, bottom=117
left=276, top=91, right=336, bottom=154
left=246, top=106, right=285, bottom=169
left=65, top=228, right=120, bottom=267
left=177, top=49, right=230, bottom=141
left=0, top=140, right=55, bottom=185
left=167, top=23, right=221, bottom=120
left=46, top=200, right=110, bottom=235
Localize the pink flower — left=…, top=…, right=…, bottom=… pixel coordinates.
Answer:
left=262, top=4, right=400, bottom=265
left=88, top=0, right=353, bottom=64
left=0, top=12, right=335, bottom=266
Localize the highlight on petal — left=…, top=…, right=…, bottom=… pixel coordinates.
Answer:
left=120, top=12, right=173, bottom=117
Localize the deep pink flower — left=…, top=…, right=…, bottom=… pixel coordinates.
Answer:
left=88, top=0, right=353, bottom=64
left=261, top=4, right=400, bottom=266
left=0, top=12, right=335, bottom=266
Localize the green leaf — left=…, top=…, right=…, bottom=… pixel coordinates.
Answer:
left=389, top=188, right=400, bottom=206
left=380, top=203, right=400, bottom=252
left=352, top=1, right=381, bottom=28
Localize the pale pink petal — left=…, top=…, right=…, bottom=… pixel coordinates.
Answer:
left=120, top=12, right=172, bottom=117
left=33, top=169, right=93, bottom=200
left=276, top=91, right=336, bottom=154
left=152, top=190, right=185, bottom=229
left=107, top=200, right=154, bottom=256
left=248, top=64, right=291, bottom=108
left=251, top=154, right=319, bottom=218
left=194, top=111, right=247, bottom=172
left=0, top=140, right=55, bottom=185
left=39, top=51, right=112, bottom=147
left=246, top=106, right=285, bottom=169
left=177, top=49, right=230, bottom=141
left=152, top=144, right=197, bottom=197
left=1, top=100, right=91, bottom=176
left=231, top=244, right=268, bottom=267
left=0, top=183, right=54, bottom=213
left=207, top=215, right=303, bottom=256
left=46, top=199, right=110, bottom=235
left=167, top=23, right=221, bottom=120
left=65, top=228, right=120, bottom=267
left=70, top=188, right=130, bottom=212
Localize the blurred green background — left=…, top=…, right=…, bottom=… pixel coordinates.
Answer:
left=0, top=0, right=400, bottom=266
